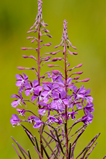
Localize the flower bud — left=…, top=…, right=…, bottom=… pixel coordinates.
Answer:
left=73, top=76, right=80, bottom=80
left=42, top=81, right=50, bottom=84
left=76, top=63, right=83, bottom=68
left=22, top=55, right=28, bottom=58
left=76, top=71, right=83, bottom=74
left=46, top=34, right=52, bottom=38
left=17, top=67, right=25, bottom=70
left=47, top=64, right=54, bottom=67
left=42, top=28, right=50, bottom=33
left=73, top=52, right=78, bottom=55
left=52, top=58, right=58, bottom=62
left=82, top=78, right=90, bottom=82
left=21, top=47, right=28, bottom=50
left=52, top=70, right=60, bottom=75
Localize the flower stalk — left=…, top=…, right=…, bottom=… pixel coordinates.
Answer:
left=10, top=0, right=101, bottom=158
left=63, top=21, right=69, bottom=158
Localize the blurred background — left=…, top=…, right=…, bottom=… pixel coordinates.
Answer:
left=0, top=0, right=106, bottom=158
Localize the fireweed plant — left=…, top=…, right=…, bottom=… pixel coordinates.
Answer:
left=10, top=0, right=101, bottom=158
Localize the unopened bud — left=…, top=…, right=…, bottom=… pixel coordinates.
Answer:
left=73, top=52, right=78, bottom=55
left=58, top=57, right=63, bottom=60
left=68, top=50, right=73, bottom=55
left=42, top=81, right=50, bottom=84
left=31, top=39, right=35, bottom=43
left=76, top=63, right=83, bottom=68
left=76, top=71, right=83, bottom=74
left=17, top=67, right=25, bottom=70
left=72, top=46, right=77, bottom=50
left=67, top=63, right=70, bottom=67
left=45, top=43, right=52, bottom=46
left=46, top=34, right=52, bottom=38
left=52, top=70, right=60, bottom=75
left=42, top=29, right=50, bottom=33
left=52, top=58, right=58, bottom=62
left=82, top=78, right=90, bottom=82
left=27, top=37, right=33, bottom=39
left=40, top=75, right=45, bottom=78
left=40, top=39, right=43, bottom=42
left=73, top=76, right=80, bottom=80
left=47, top=65, right=54, bottom=67
left=21, top=47, right=28, bottom=50
left=44, top=56, right=51, bottom=61
left=22, top=55, right=28, bottom=58
left=27, top=30, right=33, bottom=33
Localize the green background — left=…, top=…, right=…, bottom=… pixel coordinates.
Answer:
left=0, top=0, right=106, bottom=158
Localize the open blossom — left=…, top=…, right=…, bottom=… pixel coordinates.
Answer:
left=31, top=86, right=42, bottom=101
left=16, top=108, right=26, bottom=116
left=51, top=90, right=69, bottom=111
left=25, top=80, right=39, bottom=96
left=15, top=73, right=28, bottom=92
left=11, top=92, right=26, bottom=108
left=41, top=83, right=59, bottom=103
left=28, top=115, right=43, bottom=128
left=71, top=85, right=93, bottom=103
left=81, top=113, right=93, bottom=125
left=84, top=103, right=94, bottom=114
left=10, top=114, right=21, bottom=127
left=47, top=115, right=58, bottom=123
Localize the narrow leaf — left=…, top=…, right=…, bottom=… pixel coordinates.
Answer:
left=76, top=133, right=100, bottom=159
left=12, top=143, right=22, bottom=159
left=34, top=146, right=43, bottom=159
left=39, top=132, right=58, bottom=159
left=55, top=129, right=64, bottom=154
left=24, top=129, right=35, bottom=146
left=34, top=136, right=40, bottom=152
left=41, top=123, right=45, bottom=133
left=11, top=137, right=29, bottom=157
left=17, top=144, right=27, bottom=159
left=21, top=124, right=36, bottom=146
left=68, top=143, right=71, bottom=159
left=27, top=150, right=32, bottom=159
left=44, top=130, right=57, bottom=142
left=71, top=126, right=87, bottom=158
left=42, top=144, right=49, bottom=159
left=85, top=142, right=97, bottom=159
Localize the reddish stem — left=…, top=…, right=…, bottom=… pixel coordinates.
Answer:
left=64, top=43, right=69, bottom=159
left=37, top=23, right=43, bottom=158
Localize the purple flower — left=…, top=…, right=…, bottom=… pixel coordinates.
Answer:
left=51, top=90, right=69, bottom=111
left=31, top=86, right=42, bottom=101
left=56, top=117, right=63, bottom=124
left=11, top=92, right=26, bottom=108
left=69, top=111, right=78, bottom=120
left=25, top=80, right=39, bottom=96
left=15, top=73, right=28, bottom=92
left=28, top=115, right=43, bottom=128
left=71, top=85, right=93, bottom=104
left=10, top=114, right=21, bottom=127
left=16, top=108, right=26, bottom=116
left=38, top=109, right=47, bottom=116
left=41, top=83, right=59, bottom=103
left=47, top=115, right=58, bottom=123
left=61, top=111, right=78, bottom=120
left=84, top=103, right=94, bottom=113
left=81, top=113, right=93, bottom=125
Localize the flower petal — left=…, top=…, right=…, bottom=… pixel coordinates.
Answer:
left=11, top=100, right=19, bottom=107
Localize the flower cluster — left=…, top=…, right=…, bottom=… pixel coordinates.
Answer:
left=11, top=71, right=94, bottom=127
left=10, top=1, right=97, bottom=158
left=11, top=21, right=94, bottom=128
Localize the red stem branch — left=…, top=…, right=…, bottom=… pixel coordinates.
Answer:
left=37, top=23, right=43, bottom=158
left=64, top=43, right=69, bottom=159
